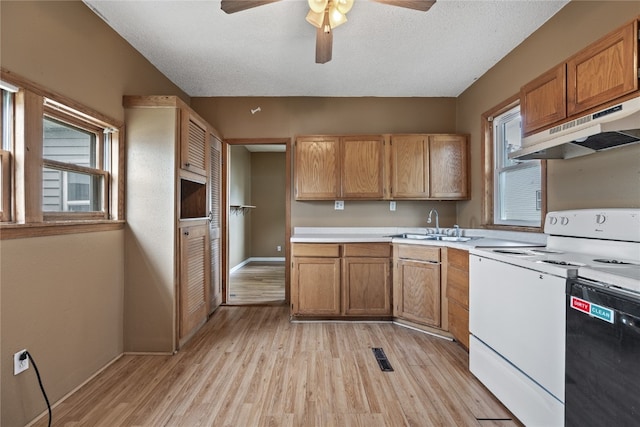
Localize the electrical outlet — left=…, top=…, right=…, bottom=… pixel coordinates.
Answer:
left=335, top=200, right=344, bottom=210
left=389, top=201, right=396, bottom=211
left=14, top=350, right=28, bottom=375
left=276, top=245, right=282, bottom=252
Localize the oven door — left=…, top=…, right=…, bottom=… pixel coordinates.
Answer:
left=565, top=278, right=640, bottom=427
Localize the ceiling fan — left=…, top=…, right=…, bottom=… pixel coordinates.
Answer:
left=220, top=0, right=436, bottom=64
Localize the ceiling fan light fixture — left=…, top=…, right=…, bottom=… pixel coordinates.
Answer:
left=335, top=0, right=354, bottom=14
left=308, top=0, right=329, bottom=13
left=305, top=9, right=324, bottom=28
left=328, top=4, right=347, bottom=29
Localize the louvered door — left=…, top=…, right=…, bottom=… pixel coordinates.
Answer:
left=181, top=112, right=208, bottom=177
left=208, top=133, right=222, bottom=312
left=179, top=224, right=210, bottom=340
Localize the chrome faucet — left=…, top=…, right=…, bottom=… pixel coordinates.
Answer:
left=427, top=209, right=440, bottom=235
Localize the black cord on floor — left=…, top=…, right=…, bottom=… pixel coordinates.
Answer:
left=24, top=351, right=51, bottom=427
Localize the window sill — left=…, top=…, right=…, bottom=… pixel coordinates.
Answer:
left=0, top=220, right=125, bottom=240
left=481, top=224, right=543, bottom=234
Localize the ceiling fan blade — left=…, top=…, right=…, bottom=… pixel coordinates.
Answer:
left=372, top=0, right=436, bottom=12
left=220, top=0, right=281, bottom=14
left=316, top=27, right=333, bottom=64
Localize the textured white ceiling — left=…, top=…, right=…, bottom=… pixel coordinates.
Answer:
left=84, top=0, right=568, bottom=97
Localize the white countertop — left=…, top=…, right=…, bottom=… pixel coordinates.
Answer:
left=291, top=227, right=547, bottom=249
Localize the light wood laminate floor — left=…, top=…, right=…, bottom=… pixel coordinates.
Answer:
left=228, top=261, right=285, bottom=304
left=32, top=306, right=521, bottom=426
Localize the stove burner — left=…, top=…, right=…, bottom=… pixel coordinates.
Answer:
left=593, top=259, right=638, bottom=266
left=540, top=260, right=583, bottom=267
left=493, top=249, right=531, bottom=255
left=530, top=249, right=564, bottom=254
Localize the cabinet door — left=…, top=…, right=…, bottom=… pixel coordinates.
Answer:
left=292, top=257, right=341, bottom=315
left=208, top=133, right=222, bottom=312
left=181, top=112, right=208, bottom=177
left=429, top=135, right=469, bottom=199
left=395, top=259, right=441, bottom=327
left=567, top=21, right=638, bottom=116
left=341, top=136, right=385, bottom=199
left=343, top=257, right=391, bottom=316
left=390, top=135, right=429, bottom=198
left=294, top=136, right=340, bottom=200
left=521, top=64, right=567, bottom=135
left=179, top=224, right=210, bottom=340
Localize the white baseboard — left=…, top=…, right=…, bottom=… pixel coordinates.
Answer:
left=230, top=257, right=285, bottom=273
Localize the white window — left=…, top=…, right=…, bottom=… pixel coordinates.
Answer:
left=0, top=73, right=123, bottom=237
left=493, top=105, right=542, bottom=227
left=42, top=109, right=110, bottom=218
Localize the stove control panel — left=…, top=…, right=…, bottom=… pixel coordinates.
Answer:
left=545, top=209, right=640, bottom=242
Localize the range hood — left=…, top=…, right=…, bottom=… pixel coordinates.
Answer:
left=510, top=96, right=640, bottom=160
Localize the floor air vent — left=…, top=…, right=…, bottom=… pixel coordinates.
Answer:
left=372, top=347, right=394, bottom=372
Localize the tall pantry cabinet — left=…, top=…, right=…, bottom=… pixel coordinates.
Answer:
left=123, top=96, right=222, bottom=353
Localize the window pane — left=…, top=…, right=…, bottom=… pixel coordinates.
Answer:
left=43, top=117, right=96, bottom=168
left=43, top=168, right=102, bottom=212
left=498, top=165, right=541, bottom=223
left=493, top=105, right=542, bottom=227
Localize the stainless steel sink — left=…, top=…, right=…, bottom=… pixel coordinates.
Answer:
left=388, top=233, right=478, bottom=242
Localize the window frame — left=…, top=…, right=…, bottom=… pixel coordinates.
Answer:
left=0, top=149, right=10, bottom=222
left=481, top=95, right=547, bottom=232
left=0, top=70, right=124, bottom=239
left=42, top=105, right=110, bottom=220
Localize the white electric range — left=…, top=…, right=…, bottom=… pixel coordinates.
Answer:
left=468, top=209, right=640, bottom=427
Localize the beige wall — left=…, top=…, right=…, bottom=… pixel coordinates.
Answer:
left=1, top=2, right=188, bottom=426
left=2, top=1, right=640, bottom=426
left=191, top=97, right=461, bottom=229
left=456, top=1, right=640, bottom=227
left=229, top=146, right=252, bottom=268
left=251, top=152, right=286, bottom=257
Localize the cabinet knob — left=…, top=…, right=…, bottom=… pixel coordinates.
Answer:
left=184, top=231, right=190, bottom=236
left=185, top=162, right=191, bottom=167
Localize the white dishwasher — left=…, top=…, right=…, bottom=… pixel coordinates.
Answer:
left=469, top=254, right=567, bottom=427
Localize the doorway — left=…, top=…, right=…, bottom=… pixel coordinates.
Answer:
left=223, top=138, right=291, bottom=305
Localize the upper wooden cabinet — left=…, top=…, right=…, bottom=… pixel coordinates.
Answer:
left=429, top=135, right=469, bottom=199
left=294, top=136, right=340, bottom=199
left=181, top=112, right=208, bottom=177
left=521, top=18, right=639, bottom=135
left=567, top=20, right=638, bottom=116
left=390, top=134, right=469, bottom=200
left=390, top=134, right=429, bottom=198
left=521, top=64, right=567, bottom=134
left=294, top=135, right=384, bottom=200
left=341, top=136, right=385, bottom=199
left=295, top=133, right=468, bottom=201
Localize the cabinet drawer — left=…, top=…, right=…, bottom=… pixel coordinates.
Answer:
left=395, top=245, right=440, bottom=262
left=292, top=243, right=340, bottom=257
left=447, top=248, right=469, bottom=269
left=343, top=243, right=391, bottom=258
left=447, top=266, right=469, bottom=307
left=448, top=300, right=469, bottom=350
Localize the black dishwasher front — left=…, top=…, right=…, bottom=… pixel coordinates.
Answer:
left=565, top=278, right=640, bottom=427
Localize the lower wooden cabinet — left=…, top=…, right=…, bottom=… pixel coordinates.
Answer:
left=446, top=247, right=470, bottom=350
left=343, top=256, right=392, bottom=316
left=179, top=224, right=210, bottom=340
left=291, top=243, right=391, bottom=317
left=292, top=256, right=341, bottom=315
left=393, top=245, right=441, bottom=328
